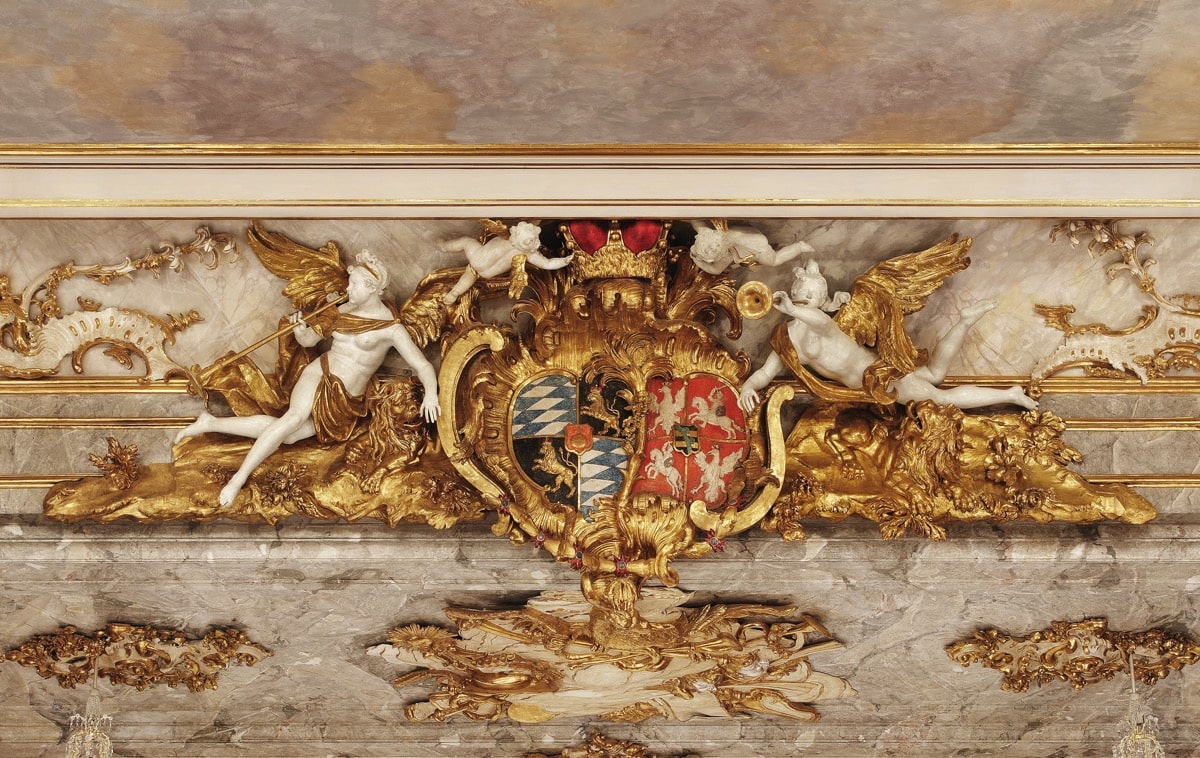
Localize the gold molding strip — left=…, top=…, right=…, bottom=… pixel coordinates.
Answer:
left=1062, top=418, right=1200, bottom=432
left=1, top=142, right=1199, bottom=156
left=0, top=417, right=190, bottom=429
left=2, top=474, right=1195, bottom=491
left=945, top=376, right=1200, bottom=394
left=1086, top=475, right=1200, bottom=488
left=7, top=375, right=1197, bottom=396
left=0, top=474, right=99, bottom=488
left=0, top=379, right=192, bottom=395
left=4, top=198, right=1199, bottom=210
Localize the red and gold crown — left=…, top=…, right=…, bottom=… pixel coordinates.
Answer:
left=560, top=220, right=671, bottom=282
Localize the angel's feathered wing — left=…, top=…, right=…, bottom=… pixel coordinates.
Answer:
left=246, top=221, right=349, bottom=313
left=834, top=235, right=972, bottom=401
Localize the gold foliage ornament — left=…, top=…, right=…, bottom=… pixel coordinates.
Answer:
left=945, top=618, right=1200, bottom=692
left=370, top=588, right=853, bottom=724
left=527, top=733, right=700, bottom=758
left=4, top=623, right=270, bottom=692
left=768, top=402, right=1154, bottom=542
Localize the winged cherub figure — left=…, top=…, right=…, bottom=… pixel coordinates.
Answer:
left=177, top=228, right=440, bottom=508
left=689, top=219, right=815, bottom=275
left=441, top=220, right=572, bottom=304
left=738, top=237, right=1037, bottom=412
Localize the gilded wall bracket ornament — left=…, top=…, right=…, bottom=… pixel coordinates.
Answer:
left=0, top=228, right=235, bottom=380
left=1033, top=219, right=1200, bottom=387
left=370, top=588, right=853, bottom=724
left=4, top=623, right=271, bottom=692
left=946, top=618, right=1200, bottom=692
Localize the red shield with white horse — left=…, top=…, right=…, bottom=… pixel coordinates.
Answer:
left=632, top=374, right=748, bottom=509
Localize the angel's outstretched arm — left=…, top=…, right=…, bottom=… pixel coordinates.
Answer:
left=526, top=251, right=573, bottom=271
left=390, top=326, right=440, bottom=422
left=739, top=352, right=784, bottom=412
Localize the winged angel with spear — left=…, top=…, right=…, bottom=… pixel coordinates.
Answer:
left=738, top=236, right=1038, bottom=412
left=176, top=225, right=440, bottom=508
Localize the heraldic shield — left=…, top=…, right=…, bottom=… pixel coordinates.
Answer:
left=435, top=220, right=789, bottom=589
left=510, top=372, right=632, bottom=522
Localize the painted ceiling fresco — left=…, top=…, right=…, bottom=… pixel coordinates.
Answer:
left=2, top=0, right=1198, bottom=145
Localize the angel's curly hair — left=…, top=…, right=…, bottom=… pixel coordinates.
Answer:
left=352, top=249, right=389, bottom=292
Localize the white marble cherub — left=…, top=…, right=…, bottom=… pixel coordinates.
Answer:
left=689, top=220, right=815, bottom=275
left=738, top=238, right=1037, bottom=412
left=177, top=249, right=440, bottom=508
left=441, top=221, right=572, bottom=304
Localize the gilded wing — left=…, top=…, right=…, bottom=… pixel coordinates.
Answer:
left=246, top=221, right=349, bottom=312
left=477, top=218, right=511, bottom=243
left=834, top=235, right=972, bottom=400
left=397, top=267, right=461, bottom=348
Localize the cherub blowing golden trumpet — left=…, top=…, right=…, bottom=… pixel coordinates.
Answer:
left=739, top=236, right=1037, bottom=412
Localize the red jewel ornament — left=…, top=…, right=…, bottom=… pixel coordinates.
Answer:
left=613, top=556, right=629, bottom=576
left=532, top=530, right=547, bottom=548
left=705, top=531, right=726, bottom=552
left=569, top=543, right=585, bottom=570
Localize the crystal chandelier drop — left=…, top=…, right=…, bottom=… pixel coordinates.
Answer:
left=64, top=678, right=113, bottom=758
left=1113, top=651, right=1165, bottom=758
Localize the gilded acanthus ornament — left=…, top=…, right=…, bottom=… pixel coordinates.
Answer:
left=86, top=436, right=142, bottom=490
left=4, top=623, right=270, bottom=692
left=370, top=588, right=853, bottom=724
left=527, top=733, right=700, bottom=758
left=1033, top=219, right=1200, bottom=386
left=946, top=618, right=1200, bottom=692
left=767, top=402, right=1154, bottom=541
left=0, top=228, right=235, bottom=379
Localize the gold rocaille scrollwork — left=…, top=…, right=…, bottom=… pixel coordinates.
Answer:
left=946, top=618, right=1200, bottom=692
left=1033, top=219, right=1200, bottom=388
left=371, top=589, right=853, bottom=724
left=4, top=624, right=271, bottom=692
left=0, top=227, right=235, bottom=380
left=526, top=733, right=701, bottom=758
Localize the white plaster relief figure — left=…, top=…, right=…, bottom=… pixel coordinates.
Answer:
left=441, top=221, right=572, bottom=304
left=176, top=251, right=440, bottom=507
left=689, top=220, right=815, bottom=274
left=738, top=245, right=1038, bottom=413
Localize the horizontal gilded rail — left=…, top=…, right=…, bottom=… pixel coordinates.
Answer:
left=2, top=375, right=1200, bottom=396
left=0, top=417, right=190, bottom=429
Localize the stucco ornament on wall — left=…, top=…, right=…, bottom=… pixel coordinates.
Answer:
left=0, top=228, right=236, bottom=380
left=32, top=218, right=1157, bottom=724
left=371, top=588, right=852, bottom=724
left=1033, top=219, right=1200, bottom=387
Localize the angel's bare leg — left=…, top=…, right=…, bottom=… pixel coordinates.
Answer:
left=217, top=412, right=316, bottom=507
left=210, top=362, right=324, bottom=507
left=443, top=266, right=478, bottom=305
left=915, top=300, right=996, bottom=384
left=896, top=377, right=1037, bottom=411
left=175, top=413, right=275, bottom=445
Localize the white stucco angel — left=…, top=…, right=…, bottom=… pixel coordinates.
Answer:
left=441, top=220, right=572, bottom=304
left=177, top=225, right=440, bottom=508
left=689, top=219, right=815, bottom=275
left=738, top=236, right=1037, bottom=412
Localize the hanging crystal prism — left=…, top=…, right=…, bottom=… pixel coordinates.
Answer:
left=64, top=686, right=112, bottom=758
